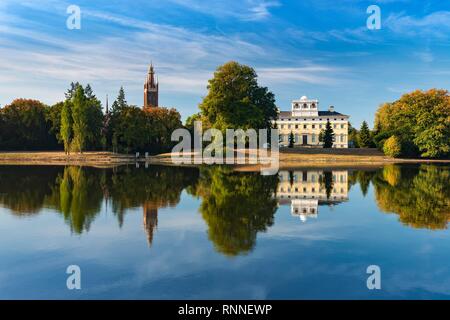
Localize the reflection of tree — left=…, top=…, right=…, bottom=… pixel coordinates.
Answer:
left=0, top=166, right=61, bottom=215
left=373, top=165, right=450, bottom=229
left=320, top=171, right=334, bottom=200
left=53, top=166, right=103, bottom=234
left=357, top=171, right=375, bottom=196
left=107, top=166, right=198, bottom=227
left=0, top=165, right=198, bottom=241
left=188, top=166, right=278, bottom=256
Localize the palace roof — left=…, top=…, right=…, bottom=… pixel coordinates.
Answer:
left=276, top=111, right=349, bottom=119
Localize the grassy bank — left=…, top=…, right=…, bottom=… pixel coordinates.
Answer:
left=0, top=149, right=448, bottom=168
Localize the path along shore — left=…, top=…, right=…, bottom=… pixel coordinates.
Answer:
left=0, top=149, right=448, bottom=169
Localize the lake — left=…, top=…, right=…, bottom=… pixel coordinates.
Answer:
left=0, top=164, right=449, bottom=299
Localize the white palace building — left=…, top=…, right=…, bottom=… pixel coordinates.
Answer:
left=274, top=96, right=349, bottom=148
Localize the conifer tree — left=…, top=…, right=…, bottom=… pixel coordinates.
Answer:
left=359, top=121, right=372, bottom=147
left=323, top=120, right=334, bottom=148
left=288, top=131, right=295, bottom=148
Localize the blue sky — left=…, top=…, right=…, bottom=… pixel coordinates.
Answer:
left=0, top=0, right=449, bottom=127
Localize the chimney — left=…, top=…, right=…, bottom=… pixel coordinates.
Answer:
left=328, top=105, right=335, bottom=112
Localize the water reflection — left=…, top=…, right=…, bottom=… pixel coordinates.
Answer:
left=373, top=165, right=450, bottom=230
left=276, top=170, right=348, bottom=222
left=187, top=166, right=278, bottom=256
left=0, top=164, right=449, bottom=254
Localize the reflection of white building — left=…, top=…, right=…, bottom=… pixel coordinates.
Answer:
left=276, top=170, right=349, bottom=222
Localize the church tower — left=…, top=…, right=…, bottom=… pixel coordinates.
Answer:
left=144, top=63, right=159, bottom=109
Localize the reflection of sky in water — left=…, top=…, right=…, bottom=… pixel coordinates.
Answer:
left=0, top=166, right=450, bottom=299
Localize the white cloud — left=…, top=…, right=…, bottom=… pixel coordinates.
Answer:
left=385, top=11, right=450, bottom=38
left=257, top=66, right=344, bottom=85
left=167, top=0, right=280, bottom=21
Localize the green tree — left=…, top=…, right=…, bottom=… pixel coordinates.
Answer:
left=113, top=106, right=147, bottom=153
left=383, top=135, right=402, bottom=158
left=71, top=85, right=89, bottom=153
left=322, top=120, right=334, bottom=148
left=65, top=82, right=82, bottom=99
left=374, top=89, right=450, bottom=158
left=199, top=61, right=277, bottom=131
left=348, top=122, right=359, bottom=148
left=46, top=102, right=64, bottom=145
left=60, top=83, right=104, bottom=153
left=0, top=99, right=57, bottom=150
left=143, top=107, right=183, bottom=154
left=358, top=121, right=372, bottom=147
left=288, top=131, right=295, bottom=148
left=60, top=100, right=73, bottom=154
left=109, top=87, right=129, bottom=152
left=111, top=86, right=127, bottom=114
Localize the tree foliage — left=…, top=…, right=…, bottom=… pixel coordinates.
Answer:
left=288, top=131, right=295, bottom=148
left=358, top=121, right=372, bottom=147
left=322, top=120, right=334, bottom=148
left=199, top=61, right=277, bottom=131
left=0, top=99, right=58, bottom=150
left=374, top=89, right=450, bottom=158
left=383, top=135, right=402, bottom=158
left=60, top=83, right=103, bottom=153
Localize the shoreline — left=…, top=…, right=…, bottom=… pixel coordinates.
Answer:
left=0, top=150, right=449, bottom=168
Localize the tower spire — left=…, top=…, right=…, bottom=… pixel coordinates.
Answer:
left=106, top=94, right=109, bottom=114
left=144, top=62, right=159, bottom=109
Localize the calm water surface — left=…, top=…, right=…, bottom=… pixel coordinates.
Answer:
left=0, top=164, right=449, bottom=299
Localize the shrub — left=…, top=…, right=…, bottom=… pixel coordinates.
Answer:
left=383, top=135, right=402, bottom=158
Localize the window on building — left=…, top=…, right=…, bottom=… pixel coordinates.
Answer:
left=333, top=124, right=337, bottom=128
left=303, top=124, right=307, bottom=129
left=303, top=103, right=307, bottom=108
left=288, top=124, right=291, bottom=129
left=312, top=124, right=315, bottom=129
left=311, top=103, right=316, bottom=108
left=295, top=125, right=298, bottom=129
left=312, top=134, right=316, bottom=143
left=319, top=124, right=322, bottom=129
left=341, top=124, right=344, bottom=129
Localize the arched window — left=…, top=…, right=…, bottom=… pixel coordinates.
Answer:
left=303, top=103, right=307, bottom=108
left=311, top=103, right=316, bottom=108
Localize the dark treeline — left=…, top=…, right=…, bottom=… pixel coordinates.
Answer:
left=0, top=83, right=182, bottom=154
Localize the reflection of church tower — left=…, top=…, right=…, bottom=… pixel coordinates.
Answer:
left=144, top=63, right=159, bottom=109
left=143, top=202, right=158, bottom=246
